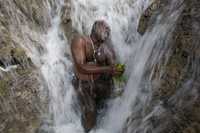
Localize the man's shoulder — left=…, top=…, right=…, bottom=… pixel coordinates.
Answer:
left=71, top=34, right=86, bottom=44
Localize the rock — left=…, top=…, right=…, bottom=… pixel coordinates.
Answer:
left=137, top=0, right=163, bottom=35
left=0, top=0, right=52, bottom=133
left=123, top=0, right=200, bottom=133
left=61, top=0, right=78, bottom=43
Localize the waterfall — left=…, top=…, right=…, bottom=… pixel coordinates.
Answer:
left=5, top=0, right=185, bottom=133
left=8, top=0, right=83, bottom=132
left=30, top=1, right=83, bottom=133
left=70, top=0, right=184, bottom=133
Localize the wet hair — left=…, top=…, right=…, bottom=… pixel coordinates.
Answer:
left=91, top=20, right=110, bottom=42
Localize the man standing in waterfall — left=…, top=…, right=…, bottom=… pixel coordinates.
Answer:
left=71, top=20, right=123, bottom=132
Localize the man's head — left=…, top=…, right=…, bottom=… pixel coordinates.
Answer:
left=91, top=20, right=111, bottom=43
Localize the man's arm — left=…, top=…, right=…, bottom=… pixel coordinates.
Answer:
left=71, top=37, right=113, bottom=74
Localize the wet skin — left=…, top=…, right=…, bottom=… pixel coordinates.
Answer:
left=70, top=21, right=124, bottom=132
left=71, top=37, right=110, bottom=80
left=71, top=22, right=122, bottom=81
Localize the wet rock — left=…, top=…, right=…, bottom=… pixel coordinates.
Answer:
left=0, top=0, right=52, bottom=133
left=137, top=0, right=163, bottom=35
left=123, top=0, right=200, bottom=133
left=61, top=0, right=78, bottom=43
left=12, top=0, right=51, bottom=30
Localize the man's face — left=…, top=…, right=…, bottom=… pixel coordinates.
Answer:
left=96, top=21, right=110, bottom=43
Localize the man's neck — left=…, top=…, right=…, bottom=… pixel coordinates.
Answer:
left=90, top=35, right=101, bottom=47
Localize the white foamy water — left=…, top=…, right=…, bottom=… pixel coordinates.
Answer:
left=70, top=0, right=184, bottom=133
left=8, top=0, right=184, bottom=133
left=40, top=16, right=82, bottom=133
left=37, top=1, right=83, bottom=133
left=9, top=0, right=83, bottom=133
left=70, top=0, right=152, bottom=63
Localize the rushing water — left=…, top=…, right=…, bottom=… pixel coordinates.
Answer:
left=42, top=0, right=184, bottom=133
left=7, top=0, right=185, bottom=133
left=70, top=0, right=184, bottom=133
left=33, top=1, right=83, bottom=133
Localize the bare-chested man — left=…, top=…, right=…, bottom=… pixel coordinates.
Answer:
left=71, top=20, right=122, bottom=132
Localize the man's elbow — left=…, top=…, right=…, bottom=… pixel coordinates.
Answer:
left=77, top=64, right=90, bottom=74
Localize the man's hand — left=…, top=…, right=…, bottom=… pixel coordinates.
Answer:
left=110, top=65, right=124, bottom=76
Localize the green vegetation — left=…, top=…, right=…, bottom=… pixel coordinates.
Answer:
left=113, top=63, right=127, bottom=87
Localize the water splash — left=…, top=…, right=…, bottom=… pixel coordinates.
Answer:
left=3, top=0, right=186, bottom=133
left=35, top=1, right=83, bottom=133
left=70, top=0, right=153, bottom=63
left=70, top=0, right=184, bottom=133
left=7, top=0, right=82, bottom=132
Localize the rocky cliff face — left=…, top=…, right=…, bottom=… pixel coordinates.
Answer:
left=0, top=0, right=54, bottom=132
left=123, top=0, right=200, bottom=133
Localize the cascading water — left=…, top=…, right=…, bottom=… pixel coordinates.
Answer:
left=40, top=12, right=81, bottom=133
left=70, top=0, right=184, bottom=133
left=32, top=1, right=83, bottom=133
left=7, top=0, right=185, bottom=133
left=8, top=0, right=83, bottom=133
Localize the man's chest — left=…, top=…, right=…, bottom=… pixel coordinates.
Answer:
left=85, top=43, right=108, bottom=65
left=85, top=42, right=96, bottom=62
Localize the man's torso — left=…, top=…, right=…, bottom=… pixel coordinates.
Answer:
left=73, top=35, right=100, bottom=81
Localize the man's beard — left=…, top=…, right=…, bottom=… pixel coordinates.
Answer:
left=97, top=30, right=110, bottom=42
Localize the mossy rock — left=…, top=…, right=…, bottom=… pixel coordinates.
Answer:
left=0, top=80, right=8, bottom=96
left=16, top=67, right=32, bottom=76
left=0, top=46, right=13, bottom=57
left=0, top=43, right=26, bottom=55
left=0, top=74, right=12, bottom=96
left=0, top=31, right=12, bottom=48
left=12, top=47, right=26, bottom=58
